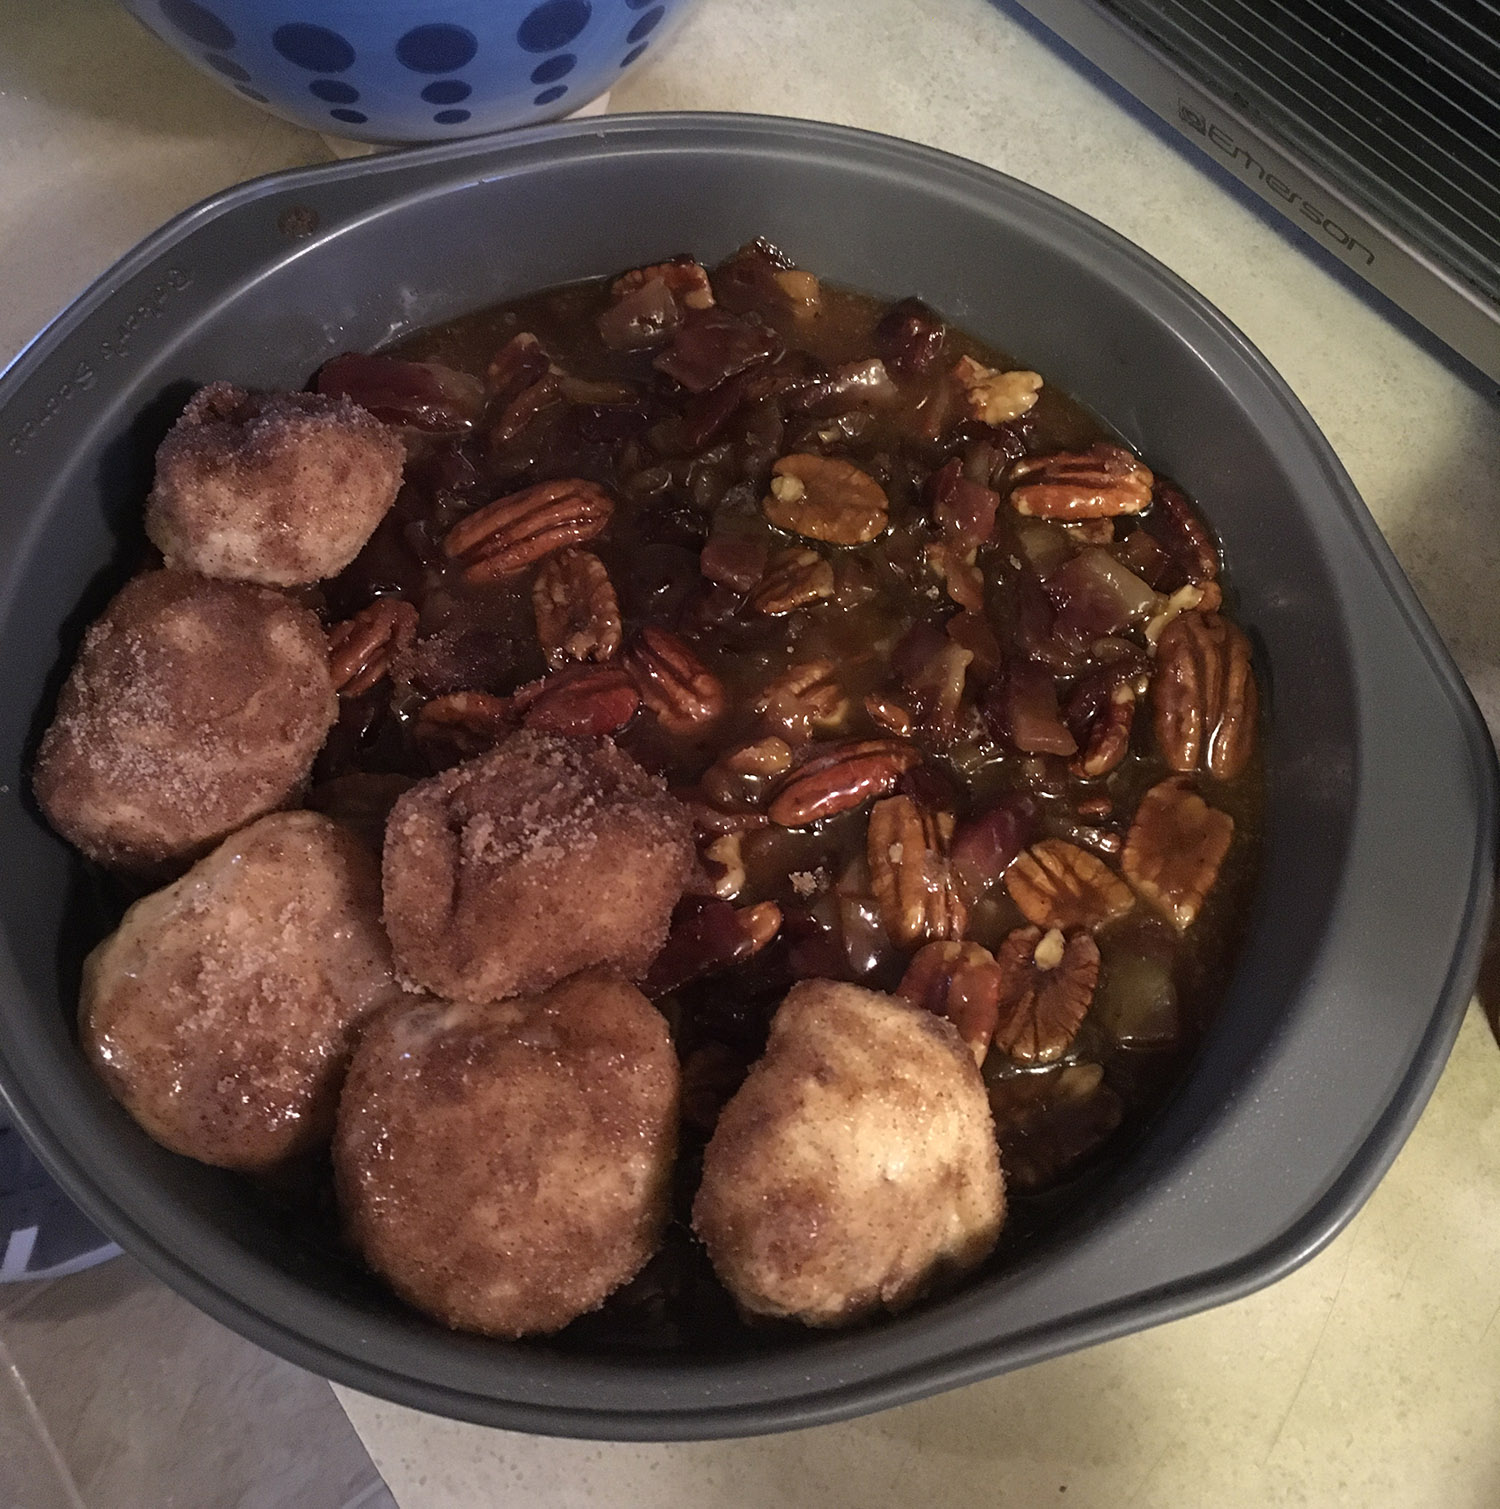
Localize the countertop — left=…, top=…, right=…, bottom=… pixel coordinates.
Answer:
left=3, top=1, right=1499, bottom=1505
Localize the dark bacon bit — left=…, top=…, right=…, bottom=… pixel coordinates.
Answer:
left=1014, top=571, right=1090, bottom=676
left=1113, top=525, right=1175, bottom=590
left=1045, top=549, right=1161, bottom=639
left=316, top=353, right=484, bottom=432
left=700, top=527, right=769, bottom=593
left=874, top=296, right=946, bottom=377
left=711, top=237, right=798, bottom=317
left=950, top=794, right=1037, bottom=904
left=597, top=277, right=683, bottom=351
left=983, top=659, right=1077, bottom=757
left=653, top=308, right=783, bottom=393
left=902, top=639, right=974, bottom=743
left=643, top=897, right=783, bottom=997
left=929, top=458, right=1000, bottom=552
left=892, top=622, right=975, bottom=742
left=784, top=358, right=900, bottom=416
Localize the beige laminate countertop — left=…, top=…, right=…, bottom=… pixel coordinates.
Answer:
left=3, top=1, right=1499, bottom=1505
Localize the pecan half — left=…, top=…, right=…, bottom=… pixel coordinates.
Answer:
left=612, top=256, right=715, bottom=311
left=1143, top=581, right=1218, bottom=645
left=514, top=665, right=639, bottom=737
left=745, top=547, right=835, bottom=616
left=991, top=925, right=1100, bottom=1064
left=1053, top=820, right=1123, bottom=858
left=488, top=373, right=562, bottom=447
left=754, top=659, right=849, bottom=741
left=987, top=1061, right=1123, bottom=1193
left=1148, top=480, right=1219, bottom=583
left=1152, top=611, right=1257, bottom=780
left=675, top=790, right=772, bottom=839
left=903, top=638, right=975, bottom=744
left=925, top=539, right=985, bottom=612
left=697, top=832, right=746, bottom=900
left=531, top=549, right=621, bottom=670
left=623, top=626, right=725, bottom=733
left=1071, top=684, right=1136, bottom=778
left=951, top=355, right=1043, bottom=425
left=328, top=599, right=418, bottom=697
left=413, top=690, right=515, bottom=767
left=864, top=692, right=914, bottom=737
left=767, top=738, right=922, bottom=827
left=897, top=940, right=1005, bottom=1064
left=868, top=796, right=966, bottom=948
left=1061, top=518, right=1115, bottom=546
left=1121, top=776, right=1234, bottom=931
left=443, top=478, right=613, bottom=582
left=701, top=736, right=795, bottom=810
left=642, top=898, right=782, bottom=997
left=1005, top=839, right=1135, bottom=930
left=1008, top=443, right=1154, bottom=519
left=485, top=331, right=550, bottom=398
left=762, top=454, right=889, bottom=544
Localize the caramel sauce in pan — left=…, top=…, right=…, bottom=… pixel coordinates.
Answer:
left=208, top=249, right=1265, bottom=1352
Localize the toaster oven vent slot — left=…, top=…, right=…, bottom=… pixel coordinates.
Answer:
left=1099, top=0, right=1500, bottom=305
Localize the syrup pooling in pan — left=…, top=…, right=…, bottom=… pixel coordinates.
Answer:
left=38, top=239, right=1262, bottom=1347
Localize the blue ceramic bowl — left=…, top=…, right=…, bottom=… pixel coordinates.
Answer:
left=119, top=0, right=697, bottom=142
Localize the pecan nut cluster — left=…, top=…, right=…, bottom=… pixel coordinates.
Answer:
left=307, top=237, right=1262, bottom=1297
left=35, top=233, right=1268, bottom=1356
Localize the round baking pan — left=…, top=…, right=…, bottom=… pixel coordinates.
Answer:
left=0, top=113, right=1491, bottom=1439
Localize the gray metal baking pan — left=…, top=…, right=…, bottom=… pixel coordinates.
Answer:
left=0, top=113, right=1491, bottom=1439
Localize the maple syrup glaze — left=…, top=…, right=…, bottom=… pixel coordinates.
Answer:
left=305, top=241, right=1262, bottom=1349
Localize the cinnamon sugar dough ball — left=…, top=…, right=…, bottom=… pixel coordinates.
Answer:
left=382, top=731, right=696, bottom=1001
left=81, top=811, right=399, bottom=1172
left=146, top=382, right=404, bottom=587
left=693, top=979, right=1006, bottom=1327
left=33, top=569, right=337, bottom=871
left=334, top=971, right=679, bottom=1336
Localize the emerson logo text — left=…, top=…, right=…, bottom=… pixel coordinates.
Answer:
left=1177, top=102, right=1375, bottom=267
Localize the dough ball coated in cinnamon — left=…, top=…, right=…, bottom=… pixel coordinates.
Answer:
left=381, top=731, right=695, bottom=1002
left=33, top=569, right=337, bottom=872
left=146, top=382, right=404, bottom=587
left=32, top=567, right=339, bottom=875
left=80, top=811, right=398, bottom=1172
left=334, top=971, right=678, bottom=1336
left=693, top=979, right=1005, bottom=1327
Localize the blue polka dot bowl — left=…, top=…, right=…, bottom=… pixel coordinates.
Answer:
left=119, top=0, right=698, bottom=142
